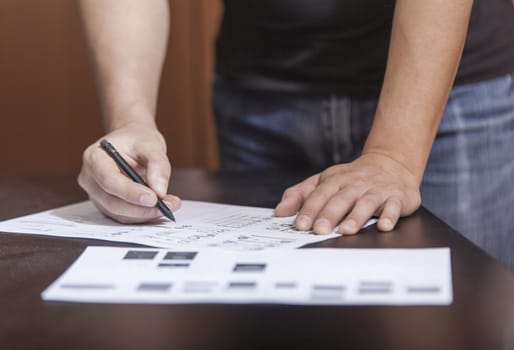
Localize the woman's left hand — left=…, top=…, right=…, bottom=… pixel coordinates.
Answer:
left=274, top=152, right=421, bottom=234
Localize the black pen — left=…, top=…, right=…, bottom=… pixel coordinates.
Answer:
left=100, top=139, right=176, bottom=222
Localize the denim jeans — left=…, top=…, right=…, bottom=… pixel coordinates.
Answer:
left=212, top=73, right=514, bottom=271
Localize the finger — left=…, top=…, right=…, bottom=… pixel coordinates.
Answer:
left=140, top=149, right=172, bottom=198
left=88, top=146, right=158, bottom=207
left=274, top=174, right=319, bottom=217
left=377, top=196, right=402, bottom=232
left=79, top=165, right=181, bottom=224
left=339, top=193, right=383, bottom=235
left=295, top=182, right=339, bottom=231
left=86, top=181, right=163, bottom=224
left=162, top=194, right=182, bottom=212
left=312, top=186, right=359, bottom=235
left=274, top=187, right=304, bottom=217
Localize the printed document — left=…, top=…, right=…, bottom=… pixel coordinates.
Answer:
left=42, top=246, right=453, bottom=305
left=0, top=201, right=375, bottom=251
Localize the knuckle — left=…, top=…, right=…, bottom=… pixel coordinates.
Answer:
left=81, top=145, right=94, bottom=164
left=299, top=201, right=319, bottom=216
left=322, top=164, right=344, bottom=177
left=320, top=207, right=342, bottom=221
left=316, top=183, right=337, bottom=197
left=77, top=172, right=86, bottom=189
left=333, top=191, right=352, bottom=205
left=314, top=191, right=332, bottom=203
left=387, top=196, right=403, bottom=209
left=96, top=173, right=116, bottom=190
left=349, top=178, right=366, bottom=189
left=88, top=146, right=104, bottom=165
left=319, top=168, right=333, bottom=180
left=339, top=186, right=360, bottom=199
left=298, top=181, right=315, bottom=194
left=359, top=195, right=380, bottom=209
left=386, top=186, right=404, bottom=198
left=325, top=172, right=345, bottom=185
left=283, top=186, right=300, bottom=197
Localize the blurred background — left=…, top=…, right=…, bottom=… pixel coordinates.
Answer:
left=0, top=0, right=221, bottom=175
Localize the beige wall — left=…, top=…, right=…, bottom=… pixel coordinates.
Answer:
left=0, top=0, right=221, bottom=175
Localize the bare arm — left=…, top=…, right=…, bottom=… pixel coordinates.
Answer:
left=78, top=0, right=180, bottom=223
left=365, top=0, right=471, bottom=184
left=79, top=0, right=169, bottom=130
left=276, top=0, right=473, bottom=234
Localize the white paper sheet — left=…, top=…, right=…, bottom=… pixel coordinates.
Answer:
left=42, top=246, right=452, bottom=305
left=0, top=201, right=375, bottom=251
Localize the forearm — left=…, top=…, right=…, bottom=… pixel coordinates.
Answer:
left=363, top=0, right=472, bottom=184
left=78, top=0, right=169, bottom=131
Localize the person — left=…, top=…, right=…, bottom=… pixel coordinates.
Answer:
left=77, top=0, right=514, bottom=271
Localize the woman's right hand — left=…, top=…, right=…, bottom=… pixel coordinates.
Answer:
left=78, top=122, right=181, bottom=223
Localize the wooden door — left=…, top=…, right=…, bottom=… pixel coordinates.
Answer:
left=0, top=0, right=221, bottom=174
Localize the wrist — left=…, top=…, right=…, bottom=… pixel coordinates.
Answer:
left=104, top=118, right=167, bottom=154
left=362, top=112, right=437, bottom=186
left=104, top=105, right=156, bottom=132
left=360, top=147, right=425, bottom=186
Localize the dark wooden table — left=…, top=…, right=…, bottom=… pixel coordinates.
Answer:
left=1, top=170, right=513, bottom=350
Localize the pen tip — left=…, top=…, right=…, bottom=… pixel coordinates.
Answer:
left=165, top=210, right=176, bottom=222
left=157, top=200, right=176, bottom=222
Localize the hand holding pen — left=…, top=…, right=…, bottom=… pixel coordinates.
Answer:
left=100, top=139, right=176, bottom=222
left=77, top=124, right=181, bottom=224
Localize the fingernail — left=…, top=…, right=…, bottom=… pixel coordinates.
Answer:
left=166, top=197, right=181, bottom=210
left=156, top=178, right=168, bottom=196
left=139, top=193, right=155, bottom=206
left=341, top=219, right=357, bottom=233
left=314, top=218, right=332, bottom=235
left=381, top=218, right=393, bottom=231
left=296, top=215, right=312, bottom=230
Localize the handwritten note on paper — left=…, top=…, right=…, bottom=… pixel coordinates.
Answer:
left=42, top=246, right=453, bottom=305
left=0, top=201, right=376, bottom=251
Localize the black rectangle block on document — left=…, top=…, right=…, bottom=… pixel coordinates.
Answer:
left=407, top=286, right=441, bottom=294
left=123, top=250, right=159, bottom=260
left=158, top=263, right=190, bottom=268
left=358, top=281, right=392, bottom=295
left=233, top=263, right=267, bottom=273
left=60, top=284, right=115, bottom=290
left=313, top=285, right=345, bottom=292
left=163, top=252, right=198, bottom=260
left=275, top=282, right=298, bottom=289
left=137, top=283, right=172, bottom=292
left=358, top=288, right=392, bottom=295
left=228, top=282, right=257, bottom=290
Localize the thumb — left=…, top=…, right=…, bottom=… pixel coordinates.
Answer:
left=274, top=174, right=319, bottom=217
left=143, top=150, right=171, bottom=198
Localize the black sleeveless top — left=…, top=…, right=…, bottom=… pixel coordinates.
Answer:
left=215, top=0, right=514, bottom=97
